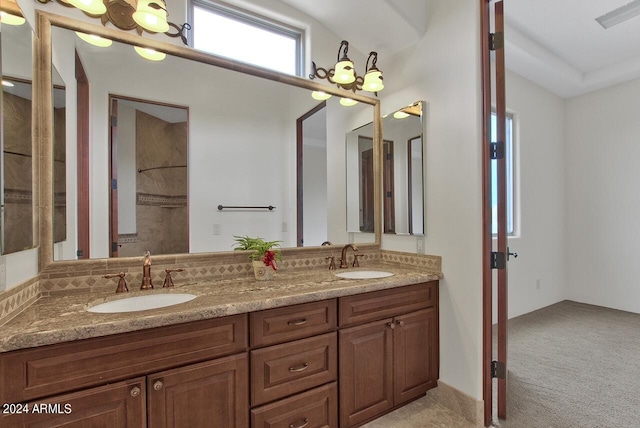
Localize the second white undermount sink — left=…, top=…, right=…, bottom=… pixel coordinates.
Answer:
left=335, top=270, right=394, bottom=279
left=87, top=293, right=197, bottom=313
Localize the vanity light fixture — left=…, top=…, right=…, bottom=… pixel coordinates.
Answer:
left=132, top=0, right=170, bottom=33
left=309, top=40, right=384, bottom=95
left=134, top=46, right=166, bottom=61
left=37, top=0, right=191, bottom=45
left=75, top=32, right=113, bottom=48
left=65, top=0, right=106, bottom=15
left=0, top=10, right=26, bottom=25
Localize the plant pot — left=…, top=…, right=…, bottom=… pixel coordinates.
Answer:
left=252, top=260, right=274, bottom=281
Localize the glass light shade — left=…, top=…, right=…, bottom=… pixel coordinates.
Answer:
left=134, top=46, right=166, bottom=61
left=311, top=91, right=332, bottom=101
left=333, top=59, right=356, bottom=84
left=75, top=32, right=113, bottom=47
left=133, top=0, right=170, bottom=33
left=0, top=11, right=26, bottom=26
left=340, top=98, right=358, bottom=107
left=363, top=69, right=384, bottom=92
left=2, top=80, right=15, bottom=87
left=66, top=0, right=107, bottom=15
left=393, top=111, right=410, bottom=119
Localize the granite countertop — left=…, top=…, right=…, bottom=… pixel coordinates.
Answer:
left=0, top=264, right=442, bottom=353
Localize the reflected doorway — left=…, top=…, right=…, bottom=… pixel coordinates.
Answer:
left=109, top=96, right=189, bottom=257
left=296, top=102, right=327, bottom=247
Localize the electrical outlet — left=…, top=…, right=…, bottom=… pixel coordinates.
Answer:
left=212, top=224, right=221, bottom=235
left=416, top=237, right=425, bottom=254
left=282, top=222, right=288, bottom=233
left=0, top=256, right=6, bottom=290
left=536, top=279, right=541, bottom=290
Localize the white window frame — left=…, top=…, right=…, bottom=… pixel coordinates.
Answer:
left=188, top=0, right=304, bottom=77
left=491, top=111, right=516, bottom=236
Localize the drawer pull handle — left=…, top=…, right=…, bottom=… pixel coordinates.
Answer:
left=130, top=386, right=141, bottom=397
left=153, top=380, right=164, bottom=391
left=288, top=363, right=309, bottom=372
left=287, top=318, right=308, bottom=326
left=289, top=418, right=309, bottom=428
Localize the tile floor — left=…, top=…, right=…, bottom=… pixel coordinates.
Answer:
left=362, top=396, right=476, bottom=427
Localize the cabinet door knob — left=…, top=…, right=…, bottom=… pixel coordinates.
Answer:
left=387, top=321, right=395, bottom=329
left=287, top=318, right=308, bottom=326
left=396, top=320, right=405, bottom=327
left=289, top=418, right=309, bottom=428
left=130, top=386, right=141, bottom=397
left=153, top=380, right=164, bottom=391
left=288, top=363, right=309, bottom=372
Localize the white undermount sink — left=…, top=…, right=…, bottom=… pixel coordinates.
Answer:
left=335, top=270, right=394, bottom=279
left=87, top=293, right=197, bottom=313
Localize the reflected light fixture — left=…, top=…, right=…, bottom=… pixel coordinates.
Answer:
left=134, top=46, right=166, bottom=61
left=311, top=91, right=332, bottom=101
left=65, top=0, right=107, bottom=15
left=37, top=0, right=190, bottom=44
left=340, top=98, right=358, bottom=107
left=309, top=40, right=384, bottom=95
left=75, top=31, right=113, bottom=47
left=393, top=111, right=410, bottom=119
left=2, top=80, right=16, bottom=87
left=0, top=11, right=26, bottom=25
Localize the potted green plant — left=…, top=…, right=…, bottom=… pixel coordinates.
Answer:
left=233, top=236, right=282, bottom=280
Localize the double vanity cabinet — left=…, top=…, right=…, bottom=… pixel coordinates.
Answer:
left=0, top=281, right=439, bottom=428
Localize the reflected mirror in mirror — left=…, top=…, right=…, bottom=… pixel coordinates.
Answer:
left=50, top=21, right=377, bottom=260
left=1, top=11, right=34, bottom=254
left=347, top=101, right=424, bottom=235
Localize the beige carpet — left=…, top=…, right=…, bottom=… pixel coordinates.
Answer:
left=494, top=300, right=640, bottom=428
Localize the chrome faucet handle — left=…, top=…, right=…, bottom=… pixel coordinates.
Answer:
left=325, top=256, right=336, bottom=270
left=103, top=272, right=128, bottom=293
left=163, top=268, right=184, bottom=288
left=352, top=254, right=364, bottom=268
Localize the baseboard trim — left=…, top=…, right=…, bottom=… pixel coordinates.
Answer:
left=427, top=380, right=484, bottom=426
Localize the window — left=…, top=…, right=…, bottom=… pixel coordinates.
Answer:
left=190, top=1, right=303, bottom=76
left=491, top=112, right=515, bottom=235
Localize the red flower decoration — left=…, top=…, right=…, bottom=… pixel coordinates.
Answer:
left=263, top=250, right=278, bottom=270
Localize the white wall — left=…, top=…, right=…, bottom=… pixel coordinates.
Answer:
left=380, top=1, right=483, bottom=400
left=566, top=77, right=640, bottom=314
left=501, top=70, right=567, bottom=319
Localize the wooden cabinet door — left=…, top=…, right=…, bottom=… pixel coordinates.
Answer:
left=393, top=308, right=438, bottom=405
left=339, top=318, right=394, bottom=428
left=147, top=353, right=248, bottom=428
left=1, top=377, right=146, bottom=427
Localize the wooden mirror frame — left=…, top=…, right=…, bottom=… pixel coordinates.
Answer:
left=34, top=10, right=382, bottom=270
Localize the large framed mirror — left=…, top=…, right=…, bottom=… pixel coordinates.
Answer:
left=1, top=2, right=35, bottom=255
left=346, top=101, right=424, bottom=236
left=36, top=11, right=382, bottom=267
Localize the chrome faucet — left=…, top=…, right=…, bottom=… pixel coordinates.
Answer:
left=141, top=251, right=153, bottom=290
left=340, top=244, right=358, bottom=268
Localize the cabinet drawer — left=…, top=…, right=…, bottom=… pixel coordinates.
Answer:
left=0, top=314, right=248, bottom=402
left=251, top=382, right=338, bottom=428
left=251, top=332, right=337, bottom=406
left=339, top=282, right=437, bottom=327
left=250, top=300, right=336, bottom=347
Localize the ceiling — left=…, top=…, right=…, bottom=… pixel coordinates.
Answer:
left=279, top=0, right=640, bottom=98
